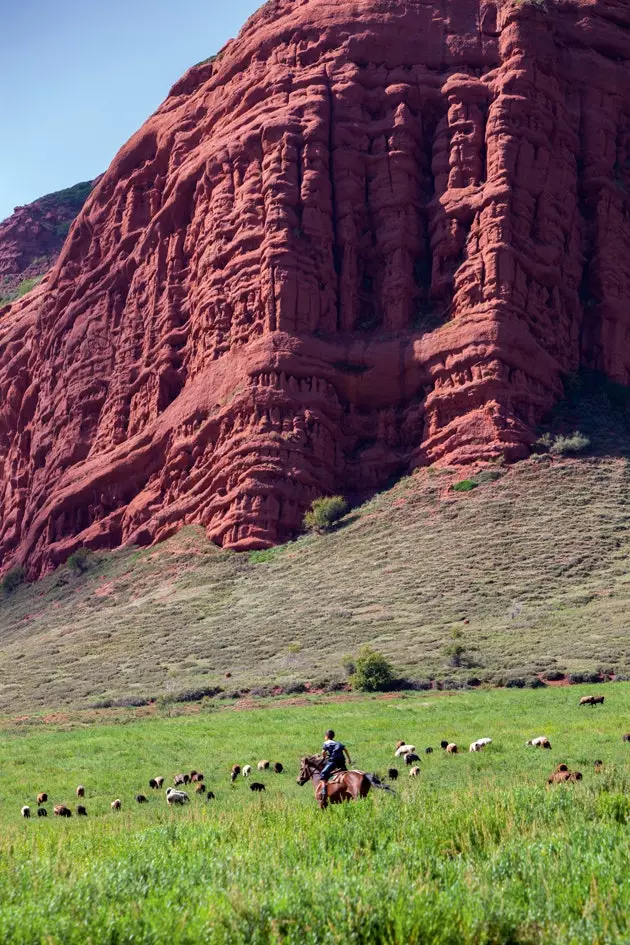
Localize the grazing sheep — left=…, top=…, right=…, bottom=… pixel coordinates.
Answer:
left=394, top=743, right=416, bottom=757
left=409, top=766, right=420, bottom=778
left=76, top=785, right=85, bottom=798
left=425, top=747, right=433, bottom=754
left=388, top=768, right=399, bottom=781
left=149, top=778, right=158, bottom=790
left=230, top=764, right=241, bottom=783
left=526, top=737, right=551, bottom=749
left=36, top=792, right=47, bottom=806
left=155, top=776, right=165, bottom=788
left=579, top=695, right=605, bottom=707
left=592, top=696, right=605, bottom=706
left=76, top=805, right=88, bottom=816
left=192, top=772, right=204, bottom=782
left=135, top=794, right=148, bottom=804
left=173, top=774, right=187, bottom=786
left=206, top=791, right=216, bottom=800
left=250, top=782, right=266, bottom=792
left=623, top=734, right=630, bottom=742
left=274, top=762, right=283, bottom=774
left=594, top=760, right=604, bottom=772
left=166, top=788, right=189, bottom=806
left=446, top=743, right=458, bottom=754
left=111, top=799, right=122, bottom=811
left=37, top=808, right=47, bottom=818
left=395, top=740, right=406, bottom=749
left=469, top=738, right=492, bottom=752
left=242, top=765, right=252, bottom=778
left=21, top=806, right=30, bottom=818
left=190, top=770, right=198, bottom=780
left=440, top=741, right=449, bottom=750
left=195, top=782, right=206, bottom=794
left=404, top=752, right=420, bottom=765
left=54, top=805, right=72, bottom=817
left=258, top=760, right=270, bottom=770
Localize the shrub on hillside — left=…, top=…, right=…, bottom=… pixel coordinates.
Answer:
left=451, top=479, right=478, bottom=492
left=549, top=432, right=590, bottom=456
left=349, top=646, right=394, bottom=692
left=1, top=566, right=25, bottom=598
left=67, top=548, right=95, bottom=575
left=303, top=495, right=348, bottom=532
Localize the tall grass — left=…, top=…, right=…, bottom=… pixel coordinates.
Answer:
left=1, top=686, right=630, bottom=942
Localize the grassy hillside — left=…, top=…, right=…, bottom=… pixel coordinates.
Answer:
left=2, top=373, right=630, bottom=713
left=1, top=685, right=630, bottom=944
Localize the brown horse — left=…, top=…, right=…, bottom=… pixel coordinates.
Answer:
left=296, top=755, right=394, bottom=809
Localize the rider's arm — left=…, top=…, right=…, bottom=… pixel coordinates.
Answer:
left=344, top=746, right=352, bottom=764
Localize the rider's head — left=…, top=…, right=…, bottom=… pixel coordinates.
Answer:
left=325, top=729, right=334, bottom=739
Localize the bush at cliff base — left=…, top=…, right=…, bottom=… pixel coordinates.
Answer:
left=349, top=646, right=394, bottom=692
left=303, top=495, right=348, bottom=532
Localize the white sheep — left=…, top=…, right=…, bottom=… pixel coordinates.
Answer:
left=21, top=805, right=30, bottom=818
left=394, top=744, right=416, bottom=757
left=526, top=736, right=551, bottom=749
left=166, top=788, right=189, bottom=806
left=257, top=760, right=270, bottom=771
left=242, top=765, right=252, bottom=778
left=409, top=766, right=420, bottom=778
left=469, top=738, right=492, bottom=752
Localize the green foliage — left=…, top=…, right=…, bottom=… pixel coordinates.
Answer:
left=349, top=646, right=394, bottom=692
left=66, top=548, right=95, bottom=575
left=341, top=654, right=356, bottom=677
left=15, top=276, right=43, bottom=299
left=0, top=566, right=25, bottom=598
left=452, top=478, right=478, bottom=492
left=303, top=495, right=348, bottom=532
left=248, top=546, right=285, bottom=564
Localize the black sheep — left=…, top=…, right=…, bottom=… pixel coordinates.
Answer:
left=76, top=805, right=88, bottom=816
left=387, top=768, right=399, bottom=780
left=250, top=782, right=266, bottom=792
left=404, top=753, right=420, bottom=765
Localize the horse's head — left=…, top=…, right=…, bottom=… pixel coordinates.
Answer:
left=296, top=754, right=324, bottom=785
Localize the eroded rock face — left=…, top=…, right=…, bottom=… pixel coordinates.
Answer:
left=0, top=182, right=94, bottom=302
left=1, top=0, right=629, bottom=576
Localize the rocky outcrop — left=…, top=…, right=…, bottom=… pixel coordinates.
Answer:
left=1, top=0, right=629, bottom=576
left=0, top=181, right=94, bottom=302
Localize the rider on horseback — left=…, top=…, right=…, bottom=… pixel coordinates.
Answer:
left=319, top=729, right=352, bottom=804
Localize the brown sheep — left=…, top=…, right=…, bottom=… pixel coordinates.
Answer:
left=111, top=799, right=122, bottom=811
left=250, top=782, right=266, bottom=792
left=579, top=695, right=594, bottom=707
left=230, top=764, right=241, bottom=783
left=76, top=805, right=88, bottom=816
left=76, top=785, right=85, bottom=798
left=623, top=734, right=630, bottom=743
left=445, top=743, right=458, bottom=754
left=568, top=771, right=583, bottom=782
left=37, top=792, right=47, bottom=806
left=274, top=762, right=284, bottom=774
left=54, top=805, right=72, bottom=817
left=547, top=771, right=571, bottom=785
left=37, top=808, right=47, bottom=818
left=388, top=768, right=399, bottom=781
left=135, top=794, right=148, bottom=804
left=195, top=782, right=206, bottom=794
left=594, top=760, right=604, bottom=772
left=395, top=740, right=406, bottom=749
left=409, top=766, right=420, bottom=778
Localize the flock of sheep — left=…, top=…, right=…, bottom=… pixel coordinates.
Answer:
left=18, top=693, right=621, bottom=819
left=20, top=760, right=285, bottom=819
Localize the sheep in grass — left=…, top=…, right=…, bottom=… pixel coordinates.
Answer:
left=594, top=760, right=604, bottom=772
left=440, top=741, right=449, bottom=750
left=149, top=778, right=158, bottom=790
left=469, top=738, right=492, bottom=753
left=250, top=782, right=266, bottom=792
left=242, top=765, right=252, bottom=778
left=36, top=792, right=47, bottom=806
left=21, top=806, right=30, bottom=819
left=258, top=760, right=270, bottom=771
left=173, top=774, right=188, bottom=786
left=155, top=776, right=165, bottom=788
left=425, top=747, right=433, bottom=754
left=54, top=805, right=72, bottom=817
left=206, top=791, right=216, bottom=801
left=37, top=808, right=47, bottom=818
left=192, top=772, right=204, bottom=783
left=76, top=785, right=85, bottom=798
left=166, top=788, right=189, bottom=806
left=394, top=743, right=416, bottom=757
left=274, top=762, right=284, bottom=774
left=195, top=783, right=206, bottom=794
left=230, top=764, right=241, bottom=783
left=135, top=794, right=148, bottom=804
left=526, top=736, right=551, bottom=749
left=623, top=734, right=630, bottom=743
left=111, top=799, right=122, bottom=811
left=445, top=743, right=458, bottom=754
left=409, top=766, right=420, bottom=778
left=76, top=805, right=88, bottom=816
left=388, top=768, right=399, bottom=781
left=404, top=753, right=420, bottom=765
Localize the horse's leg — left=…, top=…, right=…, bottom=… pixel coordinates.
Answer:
left=312, top=774, right=328, bottom=809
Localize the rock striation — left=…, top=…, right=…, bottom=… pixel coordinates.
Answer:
left=1, top=0, right=630, bottom=576
left=0, top=181, right=94, bottom=302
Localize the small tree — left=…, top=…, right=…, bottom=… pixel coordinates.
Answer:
left=303, top=496, right=348, bottom=533
left=349, top=646, right=394, bottom=692
left=1, top=566, right=25, bottom=598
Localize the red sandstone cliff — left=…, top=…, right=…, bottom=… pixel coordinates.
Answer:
left=1, top=0, right=629, bottom=577
left=0, top=181, right=94, bottom=302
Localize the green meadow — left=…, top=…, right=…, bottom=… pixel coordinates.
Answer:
left=1, top=684, right=630, bottom=944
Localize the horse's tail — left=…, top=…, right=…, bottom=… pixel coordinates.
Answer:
left=365, top=773, right=396, bottom=795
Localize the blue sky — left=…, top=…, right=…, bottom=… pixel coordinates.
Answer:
left=0, top=0, right=261, bottom=221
